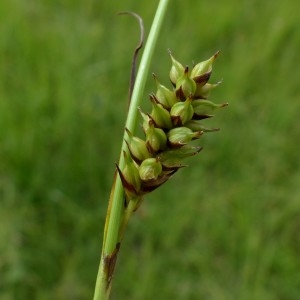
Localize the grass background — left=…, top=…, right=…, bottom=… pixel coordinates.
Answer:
left=1, top=0, right=300, bottom=299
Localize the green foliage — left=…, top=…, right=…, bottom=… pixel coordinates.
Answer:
left=1, top=0, right=300, bottom=299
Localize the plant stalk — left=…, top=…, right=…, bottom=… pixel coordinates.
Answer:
left=93, top=0, right=170, bottom=299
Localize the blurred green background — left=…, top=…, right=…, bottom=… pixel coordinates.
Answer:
left=1, top=0, right=299, bottom=299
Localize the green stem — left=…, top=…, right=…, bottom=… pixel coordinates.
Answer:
left=118, top=198, right=140, bottom=243
left=93, top=0, right=170, bottom=299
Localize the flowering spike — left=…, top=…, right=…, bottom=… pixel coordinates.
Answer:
left=118, top=50, right=227, bottom=202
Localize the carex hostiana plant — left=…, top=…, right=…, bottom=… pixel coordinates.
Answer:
left=118, top=49, right=228, bottom=206
left=93, top=1, right=227, bottom=299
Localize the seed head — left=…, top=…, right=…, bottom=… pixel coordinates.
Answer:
left=118, top=49, right=228, bottom=202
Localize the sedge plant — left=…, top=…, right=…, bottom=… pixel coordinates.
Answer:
left=93, top=0, right=227, bottom=299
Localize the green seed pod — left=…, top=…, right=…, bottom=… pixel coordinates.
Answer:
left=149, top=95, right=173, bottom=129
left=117, top=151, right=141, bottom=197
left=167, top=127, right=203, bottom=147
left=192, top=99, right=228, bottom=117
left=191, top=51, right=220, bottom=79
left=184, top=120, right=220, bottom=132
left=168, top=50, right=185, bottom=86
left=138, top=107, right=151, bottom=133
left=153, top=74, right=178, bottom=109
left=139, top=157, right=163, bottom=181
left=145, top=120, right=167, bottom=153
left=194, top=81, right=221, bottom=99
left=157, top=145, right=203, bottom=170
left=125, top=128, right=151, bottom=163
left=175, top=66, right=196, bottom=99
left=170, top=97, right=194, bottom=126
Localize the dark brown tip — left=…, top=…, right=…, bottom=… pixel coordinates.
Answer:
left=193, top=71, right=211, bottom=85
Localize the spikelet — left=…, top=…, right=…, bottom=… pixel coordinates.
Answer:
left=117, top=50, right=228, bottom=204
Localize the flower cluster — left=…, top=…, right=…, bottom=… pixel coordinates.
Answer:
left=117, top=50, right=228, bottom=206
